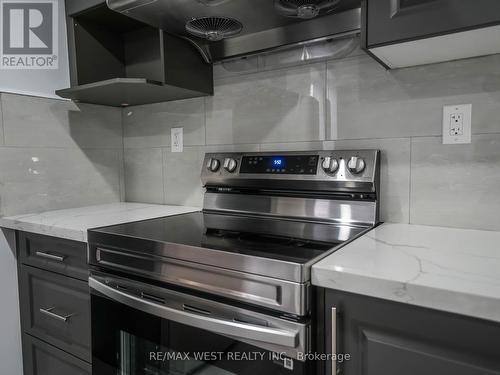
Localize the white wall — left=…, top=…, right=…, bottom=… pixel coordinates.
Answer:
left=0, top=229, right=23, bottom=375
left=0, top=0, right=70, bottom=98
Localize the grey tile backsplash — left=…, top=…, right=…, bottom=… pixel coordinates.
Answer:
left=0, top=93, right=124, bottom=217
left=2, top=94, right=123, bottom=149
left=1, top=40, right=499, bottom=231
left=123, top=98, right=206, bottom=148
left=206, top=63, right=326, bottom=145
left=123, top=45, right=500, bottom=231
left=326, top=53, right=500, bottom=140
left=410, top=135, right=500, bottom=231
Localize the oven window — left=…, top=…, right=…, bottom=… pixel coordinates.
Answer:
left=118, top=330, right=235, bottom=375
left=92, top=294, right=312, bottom=375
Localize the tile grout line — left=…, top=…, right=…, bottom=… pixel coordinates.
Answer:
left=119, top=108, right=126, bottom=202
left=323, top=60, right=328, bottom=142
left=0, top=94, right=5, bottom=146
left=203, top=96, right=207, bottom=147
left=162, top=147, right=167, bottom=205
left=408, top=137, right=413, bottom=225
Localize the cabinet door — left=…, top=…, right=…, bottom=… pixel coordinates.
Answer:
left=366, top=0, right=500, bottom=47
left=19, top=265, right=91, bottom=362
left=23, top=334, right=91, bottom=375
left=325, top=290, right=500, bottom=375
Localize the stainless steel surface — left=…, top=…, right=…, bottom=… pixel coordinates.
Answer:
left=35, top=251, right=66, bottom=262
left=201, top=150, right=379, bottom=193
left=331, top=307, right=337, bottom=375
left=209, top=8, right=360, bottom=61
left=203, top=193, right=378, bottom=227
left=39, top=307, right=74, bottom=323
left=274, top=0, right=342, bottom=19
left=89, top=273, right=310, bottom=359
left=91, top=245, right=310, bottom=315
left=106, top=0, right=361, bottom=62
left=89, top=149, right=380, bottom=317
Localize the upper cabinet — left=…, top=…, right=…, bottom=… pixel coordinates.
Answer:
left=362, top=0, right=500, bottom=68
left=57, top=1, right=213, bottom=107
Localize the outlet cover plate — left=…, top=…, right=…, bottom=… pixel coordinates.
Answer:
left=442, top=104, right=472, bottom=144
left=171, top=127, right=183, bottom=152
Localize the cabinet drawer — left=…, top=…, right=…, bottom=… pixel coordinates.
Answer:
left=19, top=265, right=91, bottom=362
left=18, top=231, right=88, bottom=281
left=23, top=334, right=91, bottom=375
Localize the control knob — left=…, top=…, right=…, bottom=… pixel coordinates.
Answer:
left=321, top=156, right=339, bottom=174
left=223, top=158, right=238, bottom=173
left=206, top=158, right=221, bottom=172
left=347, top=156, right=366, bottom=174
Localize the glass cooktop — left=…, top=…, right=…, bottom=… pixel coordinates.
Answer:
left=90, top=212, right=344, bottom=264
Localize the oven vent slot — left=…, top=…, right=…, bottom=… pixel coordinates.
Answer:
left=183, top=304, right=211, bottom=316
left=141, top=292, right=165, bottom=304
left=115, top=284, right=129, bottom=292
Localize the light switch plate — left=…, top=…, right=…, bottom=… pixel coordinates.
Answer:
left=442, top=104, right=472, bottom=144
left=171, top=127, right=183, bottom=152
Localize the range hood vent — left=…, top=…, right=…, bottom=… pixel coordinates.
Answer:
left=106, top=0, right=361, bottom=62
left=185, top=16, right=243, bottom=41
left=274, top=0, right=341, bottom=19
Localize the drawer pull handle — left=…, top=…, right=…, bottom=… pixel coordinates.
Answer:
left=39, top=307, right=74, bottom=322
left=35, top=251, right=66, bottom=262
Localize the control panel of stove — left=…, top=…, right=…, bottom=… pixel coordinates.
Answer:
left=240, top=154, right=319, bottom=175
left=201, top=150, right=380, bottom=192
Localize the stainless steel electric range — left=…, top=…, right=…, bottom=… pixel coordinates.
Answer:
left=88, top=150, right=380, bottom=375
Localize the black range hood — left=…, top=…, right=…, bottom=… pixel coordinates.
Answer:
left=58, top=0, right=361, bottom=107
left=107, top=0, right=362, bottom=63
left=57, top=3, right=213, bottom=107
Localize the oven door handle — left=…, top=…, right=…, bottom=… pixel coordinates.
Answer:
left=89, top=277, right=299, bottom=349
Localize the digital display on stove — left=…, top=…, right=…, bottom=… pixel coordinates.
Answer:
left=240, top=155, right=318, bottom=175
left=272, top=158, right=284, bottom=167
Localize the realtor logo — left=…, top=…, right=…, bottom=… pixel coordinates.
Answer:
left=0, top=0, right=58, bottom=69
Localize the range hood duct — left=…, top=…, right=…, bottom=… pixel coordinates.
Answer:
left=106, top=0, right=361, bottom=62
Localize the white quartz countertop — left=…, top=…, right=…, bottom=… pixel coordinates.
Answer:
left=0, top=202, right=200, bottom=242
left=312, top=223, right=500, bottom=323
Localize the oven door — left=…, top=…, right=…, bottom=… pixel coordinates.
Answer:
left=89, top=273, right=313, bottom=375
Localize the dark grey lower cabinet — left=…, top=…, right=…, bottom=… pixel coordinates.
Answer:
left=19, top=265, right=91, bottom=362
left=16, top=231, right=92, bottom=375
left=325, top=290, right=500, bottom=375
left=23, top=334, right=91, bottom=375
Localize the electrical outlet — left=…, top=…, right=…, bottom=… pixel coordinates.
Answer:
left=449, top=113, right=464, bottom=136
left=171, top=127, right=183, bottom=152
left=442, top=104, right=471, bottom=144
